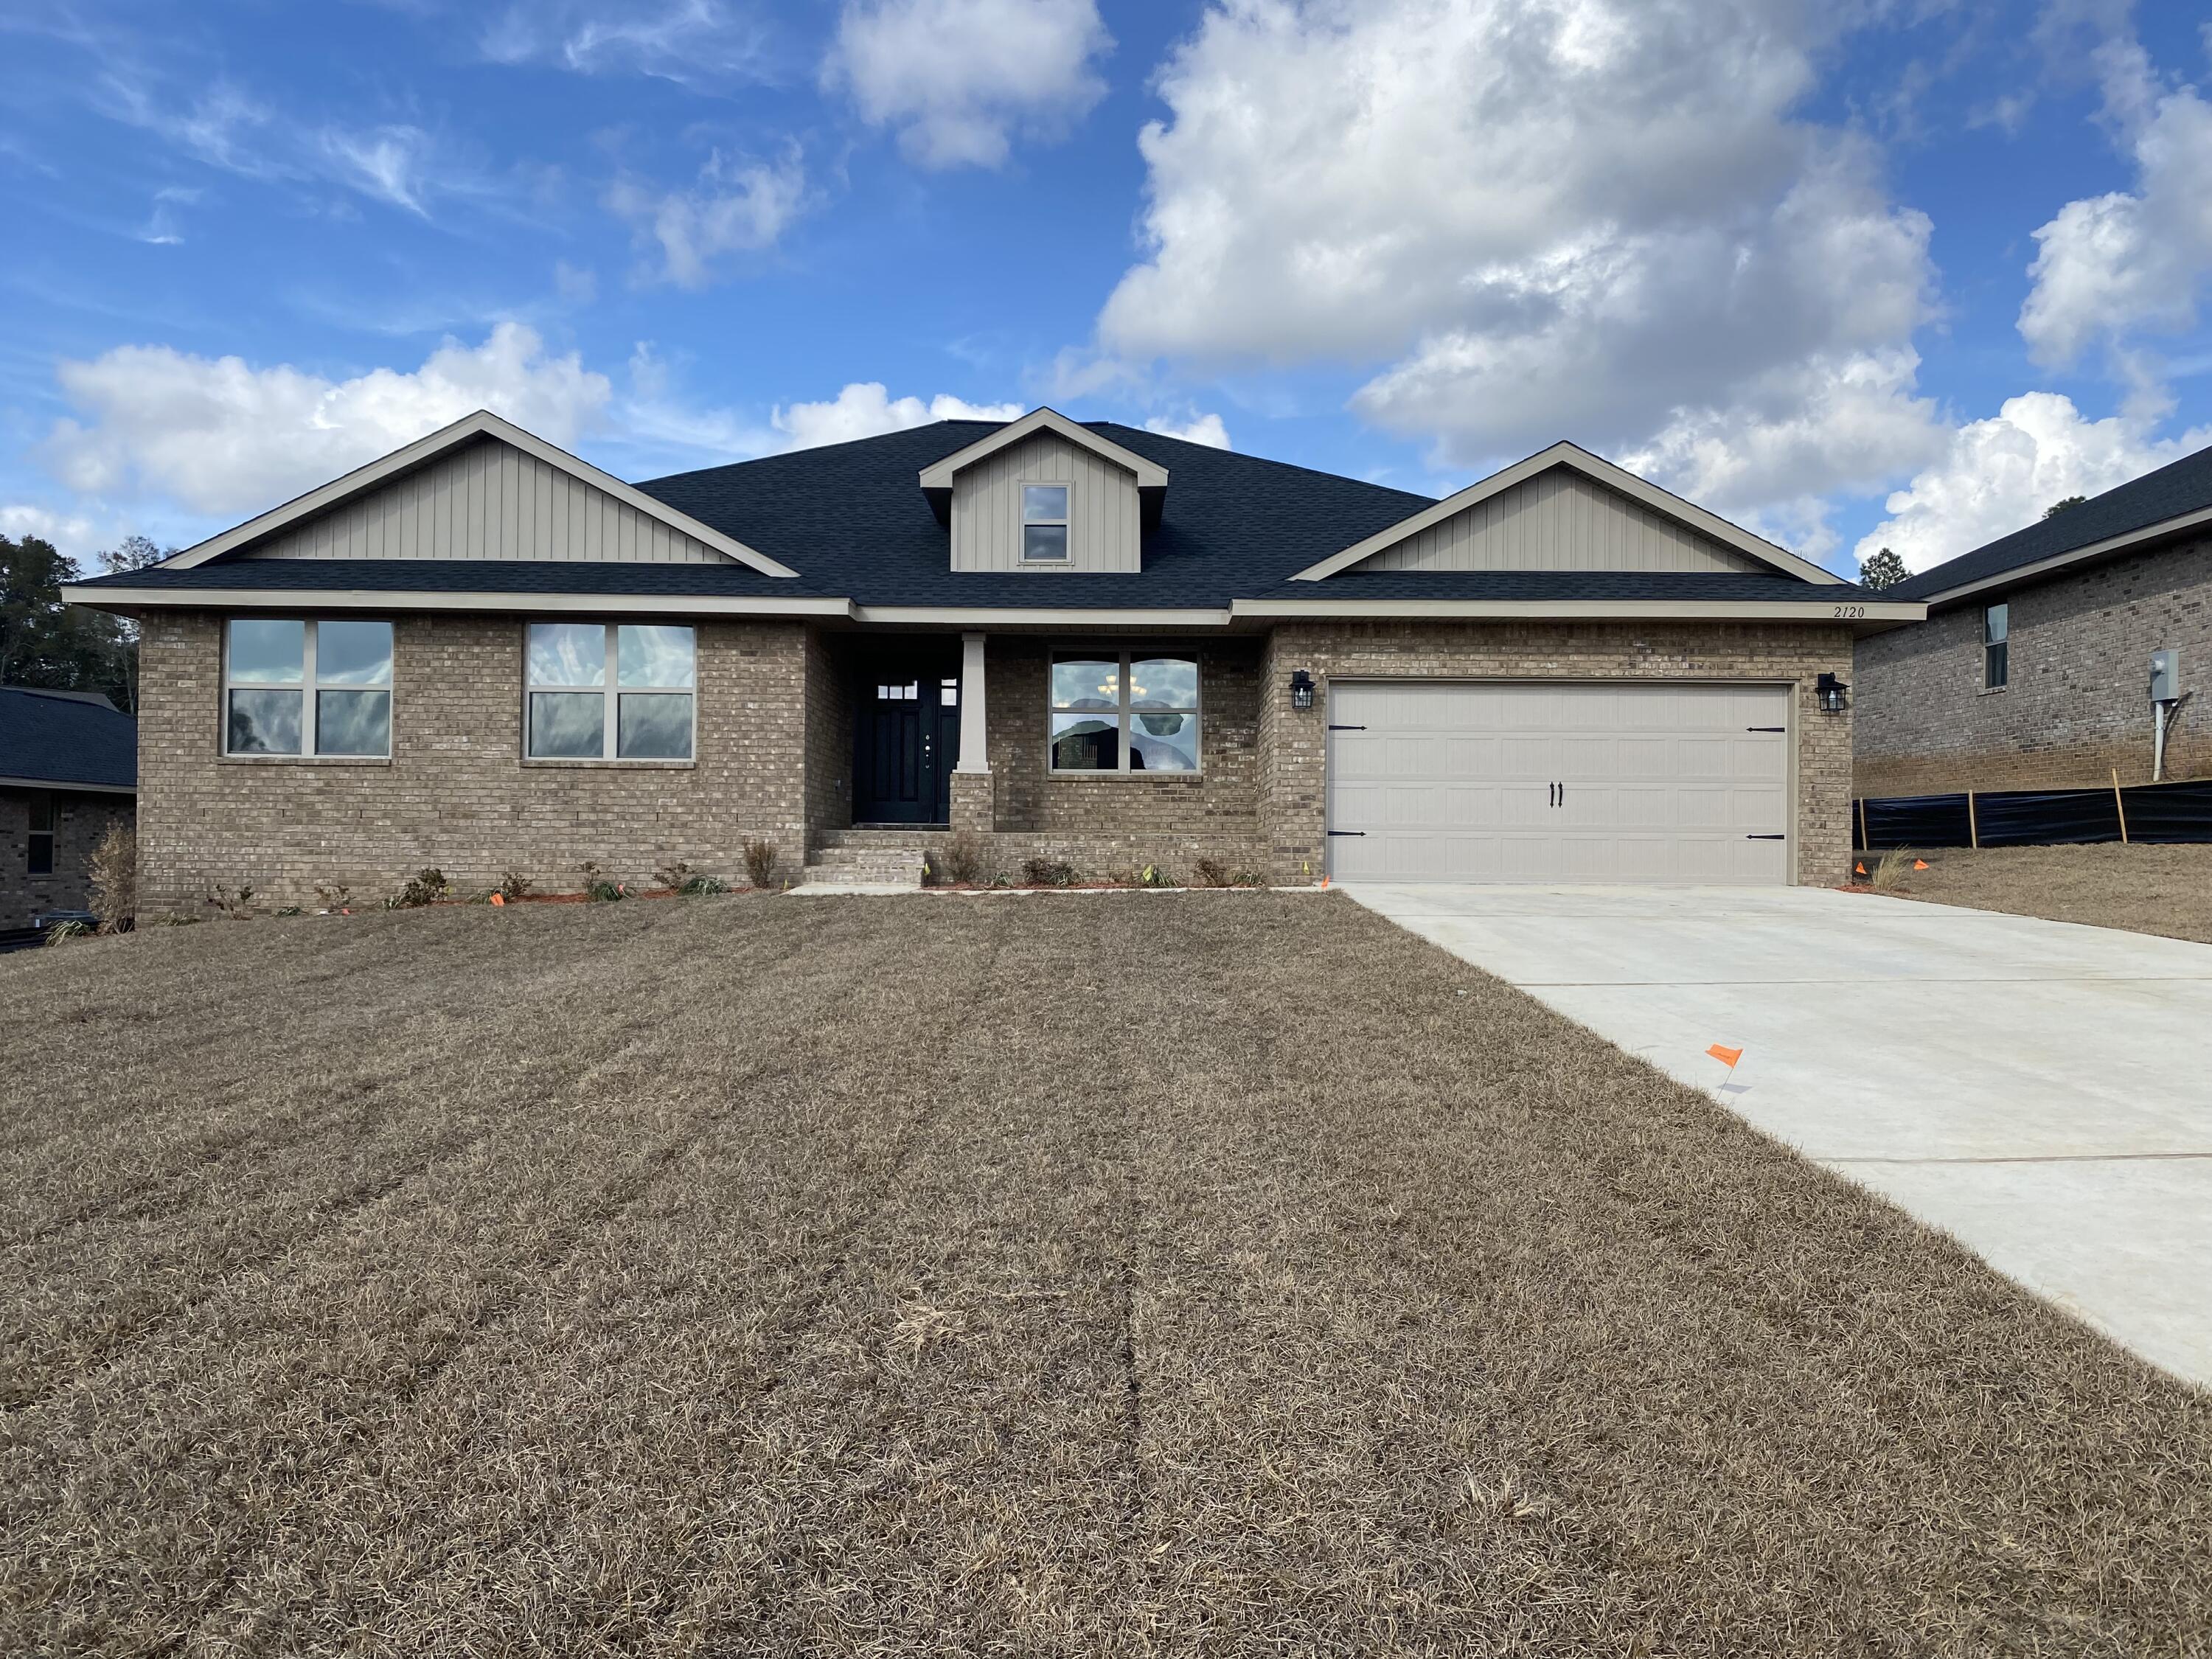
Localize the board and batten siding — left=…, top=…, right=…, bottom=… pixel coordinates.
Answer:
left=950, top=431, right=1141, bottom=572
left=239, top=435, right=726, bottom=564
left=1355, top=467, right=1767, bottom=574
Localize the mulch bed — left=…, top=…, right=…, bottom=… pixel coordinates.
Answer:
left=3, top=894, right=2208, bottom=1655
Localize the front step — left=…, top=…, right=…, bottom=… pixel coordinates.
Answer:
left=798, top=845, right=928, bottom=889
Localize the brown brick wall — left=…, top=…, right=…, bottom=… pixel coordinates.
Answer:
left=802, top=630, right=855, bottom=849
left=981, top=637, right=1263, bottom=849
left=1, top=787, right=134, bottom=928
left=136, top=611, right=814, bottom=914
left=1259, top=622, right=1857, bottom=886
left=1854, top=537, right=2212, bottom=796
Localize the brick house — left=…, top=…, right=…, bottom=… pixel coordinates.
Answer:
left=0, top=686, right=136, bottom=931
left=63, top=409, right=1916, bottom=911
left=1854, top=446, right=2212, bottom=798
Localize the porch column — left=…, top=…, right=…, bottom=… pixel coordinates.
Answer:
left=956, top=632, right=990, bottom=773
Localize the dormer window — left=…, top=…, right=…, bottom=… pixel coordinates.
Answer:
left=1021, top=484, right=1070, bottom=563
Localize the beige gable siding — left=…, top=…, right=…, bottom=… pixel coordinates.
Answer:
left=240, top=436, right=725, bottom=564
left=950, top=431, right=1141, bottom=572
left=1355, top=467, right=1767, bottom=574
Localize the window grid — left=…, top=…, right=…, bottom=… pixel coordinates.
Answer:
left=526, top=622, right=696, bottom=762
left=223, top=619, right=393, bottom=758
left=1048, top=650, right=1201, bottom=775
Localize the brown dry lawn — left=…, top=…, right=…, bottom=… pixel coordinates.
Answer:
left=3, top=894, right=2210, bottom=1658
left=1868, top=841, right=2212, bottom=945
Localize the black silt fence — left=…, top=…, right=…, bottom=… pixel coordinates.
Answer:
left=1855, top=778, right=2212, bottom=850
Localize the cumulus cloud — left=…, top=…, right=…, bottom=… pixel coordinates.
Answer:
left=1851, top=392, right=2212, bottom=571
left=1095, top=0, right=1946, bottom=517
left=1144, top=411, right=1232, bottom=448
left=769, top=382, right=1023, bottom=449
left=480, top=0, right=777, bottom=83
left=607, top=147, right=808, bottom=288
left=43, top=322, right=612, bottom=518
left=824, top=0, right=1110, bottom=168
left=0, top=502, right=103, bottom=560
left=2018, top=38, right=2212, bottom=368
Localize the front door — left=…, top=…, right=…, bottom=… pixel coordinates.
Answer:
left=854, top=665, right=961, bottom=824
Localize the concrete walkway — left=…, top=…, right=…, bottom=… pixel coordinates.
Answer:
left=1346, top=883, right=2212, bottom=1390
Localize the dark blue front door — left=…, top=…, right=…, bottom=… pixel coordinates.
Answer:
left=854, top=666, right=959, bottom=824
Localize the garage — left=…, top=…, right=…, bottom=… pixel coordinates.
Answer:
left=1325, top=681, right=1792, bottom=883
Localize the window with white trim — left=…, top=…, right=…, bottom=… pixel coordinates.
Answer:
left=1049, top=651, right=1200, bottom=773
left=1021, top=484, right=1070, bottom=563
left=526, top=622, right=695, bottom=761
left=224, top=619, right=393, bottom=757
left=1983, top=603, right=2009, bottom=690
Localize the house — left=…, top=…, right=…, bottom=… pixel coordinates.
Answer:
left=60, top=408, right=1919, bottom=910
left=0, top=685, right=136, bottom=930
left=1854, top=445, right=2212, bottom=798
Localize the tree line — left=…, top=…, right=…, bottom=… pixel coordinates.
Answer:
left=1, top=533, right=171, bottom=713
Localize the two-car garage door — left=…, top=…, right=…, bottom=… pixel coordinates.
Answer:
left=1326, top=681, right=1792, bottom=884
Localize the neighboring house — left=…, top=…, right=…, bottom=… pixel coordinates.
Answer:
left=0, top=685, right=136, bottom=929
left=62, top=409, right=1917, bottom=909
left=1855, top=446, right=2212, bottom=798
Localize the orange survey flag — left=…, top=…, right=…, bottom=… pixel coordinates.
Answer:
left=1854, top=861, right=1867, bottom=876
left=1913, top=859, right=1930, bottom=869
left=490, top=892, right=506, bottom=906
left=1706, top=1044, right=1743, bottom=1068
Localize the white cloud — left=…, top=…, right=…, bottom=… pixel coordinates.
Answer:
left=1095, top=0, right=1944, bottom=515
left=1, top=502, right=102, bottom=561
left=1144, top=411, right=1232, bottom=448
left=480, top=0, right=777, bottom=84
left=1851, top=392, right=2211, bottom=571
left=43, top=322, right=613, bottom=518
left=769, top=382, right=1023, bottom=449
left=607, top=147, right=808, bottom=288
left=2018, top=38, right=2212, bottom=368
left=316, top=125, right=437, bottom=215
left=824, top=0, right=1110, bottom=169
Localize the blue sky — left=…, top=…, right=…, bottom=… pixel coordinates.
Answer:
left=4, top=0, right=2211, bottom=577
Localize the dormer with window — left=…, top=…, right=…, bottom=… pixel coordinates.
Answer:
left=919, top=408, right=1167, bottom=573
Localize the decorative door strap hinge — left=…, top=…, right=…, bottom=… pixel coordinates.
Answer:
left=1328, top=723, right=1366, bottom=731
left=1326, top=830, right=1366, bottom=837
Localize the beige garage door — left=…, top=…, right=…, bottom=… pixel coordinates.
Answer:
left=1326, top=681, right=1792, bottom=883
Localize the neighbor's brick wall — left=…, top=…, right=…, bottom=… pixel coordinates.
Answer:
left=802, top=630, right=854, bottom=849
left=1259, top=622, right=1857, bottom=886
left=1, top=787, right=134, bottom=928
left=136, top=611, right=814, bottom=914
left=981, top=637, right=1264, bottom=855
left=1854, top=536, right=2212, bottom=796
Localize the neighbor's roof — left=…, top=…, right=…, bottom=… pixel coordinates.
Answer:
left=69, top=418, right=1887, bottom=616
left=0, top=685, right=136, bottom=792
left=1891, top=441, right=2212, bottom=605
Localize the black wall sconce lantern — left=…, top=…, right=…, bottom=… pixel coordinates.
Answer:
left=1289, top=669, right=1315, bottom=711
left=1815, top=672, right=1848, bottom=714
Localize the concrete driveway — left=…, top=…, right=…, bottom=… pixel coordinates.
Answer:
left=1347, top=883, right=2212, bottom=1390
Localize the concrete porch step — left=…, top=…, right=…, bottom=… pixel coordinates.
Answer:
left=799, top=846, right=928, bottom=889
left=824, top=827, right=948, bottom=850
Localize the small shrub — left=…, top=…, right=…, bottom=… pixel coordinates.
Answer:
left=389, top=867, right=450, bottom=909
left=1021, top=857, right=1076, bottom=888
left=654, top=860, right=695, bottom=894
left=275, top=905, right=305, bottom=918
left=204, top=883, right=255, bottom=917
left=89, top=822, right=137, bottom=931
left=1868, top=847, right=1915, bottom=891
left=1138, top=863, right=1176, bottom=889
left=1234, top=869, right=1266, bottom=888
left=742, top=838, right=778, bottom=889
left=498, top=870, right=534, bottom=902
left=941, top=829, right=987, bottom=886
left=587, top=880, right=625, bottom=902
left=1192, top=856, right=1231, bottom=888
left=315, top=882, right=354, bottom=913
left=42, top=919, right=93, bottom=947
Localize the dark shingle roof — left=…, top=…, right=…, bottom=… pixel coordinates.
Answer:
left=0, top=686, right=136, bottom=790
left=1890, top=442, right=2212, bottom=602
left=72, top=419, right=1850, bottom=610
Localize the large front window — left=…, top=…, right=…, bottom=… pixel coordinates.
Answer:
left=1050, top=651, right=1200, bottom=773
left=527, top=622, right=695, bottom=761
left=224, top=619, right=393, bottom=757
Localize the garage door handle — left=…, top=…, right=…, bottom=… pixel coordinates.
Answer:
left=1328, top=723, right=1366, bottom=731
left=1745, top=834, right=1786, bottom=841
left=1746, top=725, right=1785, bottom=733
left=1326, top=830, right=1366, bottom=837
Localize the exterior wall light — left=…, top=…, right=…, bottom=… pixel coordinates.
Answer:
left=1816, top=672, right=1848, bottom=714
left=1289, top=669, right=1315, bottom=711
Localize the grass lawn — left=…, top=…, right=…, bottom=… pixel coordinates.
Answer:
left=4, top=894, right=2210, bottom=1656
left=1866, top=842, right=2212, bottom=945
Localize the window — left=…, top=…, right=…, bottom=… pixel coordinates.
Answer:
left=527, top=622, right=695, bottom=761
left=1021, top=484, right=1070, bottom=563
left=27, top=791, right=54, bottom=877
left=1050, top=652, right=1200, bottom=773
left=1983, top=603, right=2009, bottom=690
left=225, top=619, right=392, bottom=757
